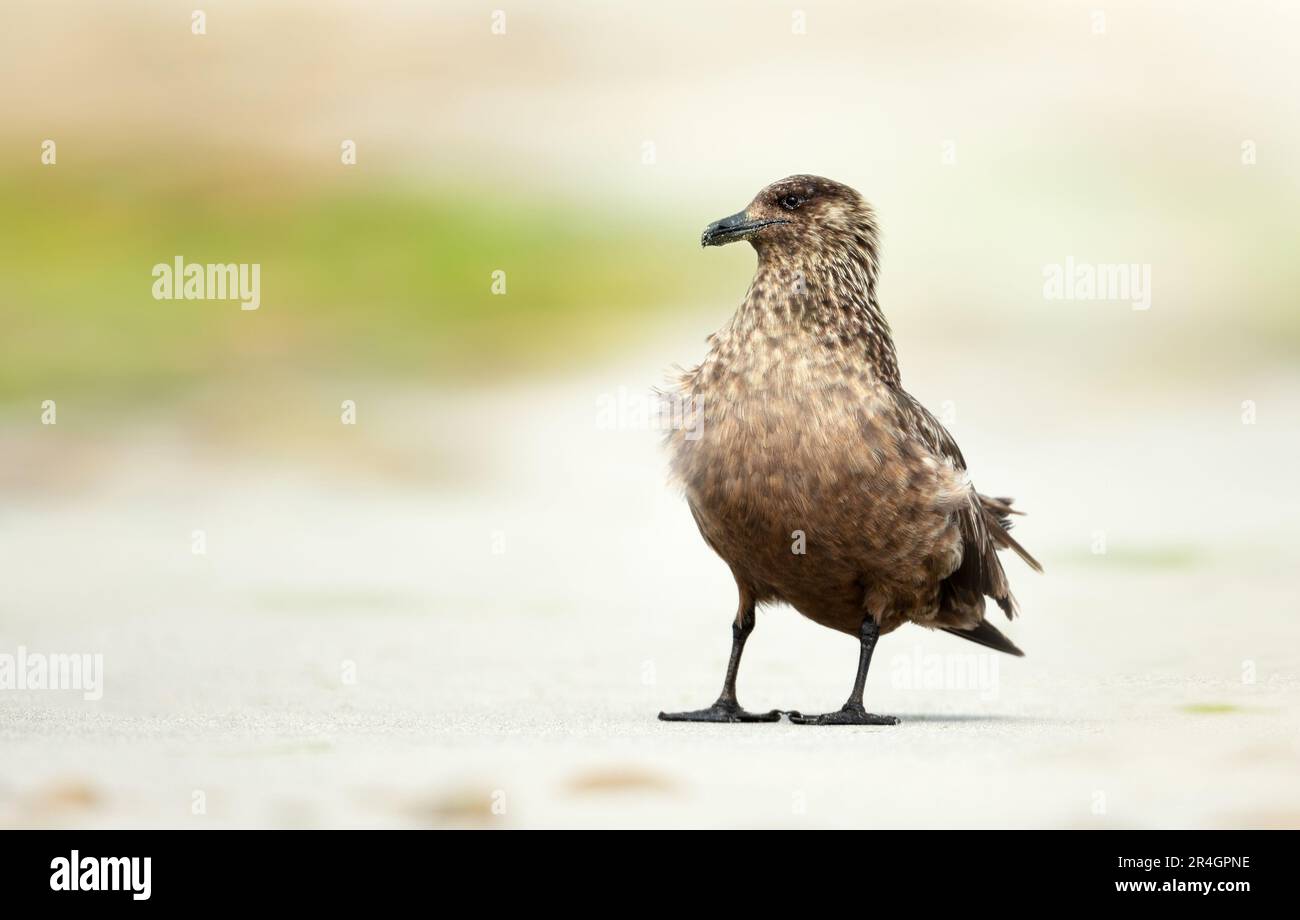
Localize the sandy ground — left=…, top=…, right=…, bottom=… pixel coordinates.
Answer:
left=2, top=332, right=1299, bottom=829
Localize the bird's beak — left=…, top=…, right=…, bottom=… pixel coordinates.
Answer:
left=701, top=211, right=788, bottom=247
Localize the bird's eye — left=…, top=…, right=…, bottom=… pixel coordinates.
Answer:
left=780, top=194, right=802, bottom=211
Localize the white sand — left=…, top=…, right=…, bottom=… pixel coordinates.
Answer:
left=2, top=341, right=1298, bottom=829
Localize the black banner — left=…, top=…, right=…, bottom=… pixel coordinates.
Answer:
left=0, top=830, right=1282, bottom=906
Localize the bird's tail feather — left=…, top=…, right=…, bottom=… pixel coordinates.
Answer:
left=942, top=619, right=1025, bottom=657
left=977, top=493, right=1043, bottom=573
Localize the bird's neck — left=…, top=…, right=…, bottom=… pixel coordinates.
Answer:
left=730, top=246, right=901, bottom=385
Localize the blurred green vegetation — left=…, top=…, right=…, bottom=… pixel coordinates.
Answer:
left=1065, top=544, right=1202, bottom=570
left=6, top=152, right=1298, bottom=412
left=0, top=165, right=732, bottom=406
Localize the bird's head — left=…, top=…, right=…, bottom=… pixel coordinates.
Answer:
left=700, top=175, right=878, bottom=258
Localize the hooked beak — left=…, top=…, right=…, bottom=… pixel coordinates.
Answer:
left=700, top=210, right=789, bottom=247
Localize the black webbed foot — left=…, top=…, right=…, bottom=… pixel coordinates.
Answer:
left=787, top=703, right=898, bottom=726
left=658, top=701, right=780, bottom=723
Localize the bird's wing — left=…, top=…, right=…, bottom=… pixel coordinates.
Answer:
left=888, top=388, right=1041, bottom=628
left=890, top=388, right=968, bottom=471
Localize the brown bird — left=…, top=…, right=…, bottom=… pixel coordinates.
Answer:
left=659, top=175, right=1041, bottom=725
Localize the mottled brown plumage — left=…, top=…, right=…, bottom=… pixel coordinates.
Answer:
left=659, top=175, right=1041, bottom=725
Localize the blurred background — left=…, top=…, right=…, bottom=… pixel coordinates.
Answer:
left=2, top=0, right=1299, bottom=828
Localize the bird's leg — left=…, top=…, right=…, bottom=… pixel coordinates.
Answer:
left=659, top=595, right=779, bottom=723
left=789, top=616, right=898, bottom=725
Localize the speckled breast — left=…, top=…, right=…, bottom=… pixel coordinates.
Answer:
left=668, top=348, right=965, bottom=624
